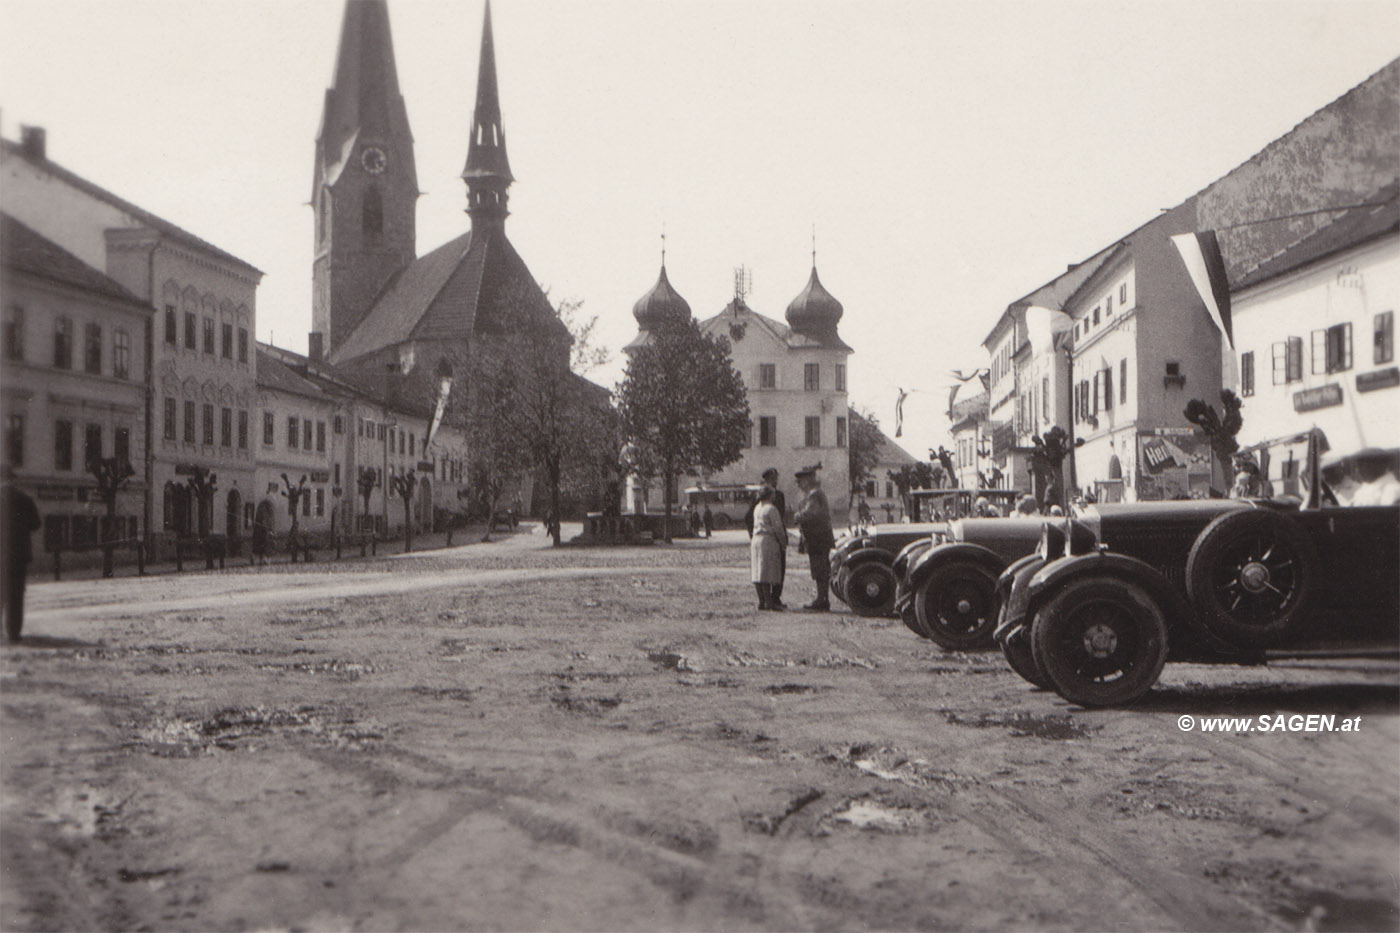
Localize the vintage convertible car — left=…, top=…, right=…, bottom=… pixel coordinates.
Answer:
left=893, top=518, right=1046, bottom=649
left=830, top=524, right=944, bottom=616
left=994, top=498, right=1400, bottom=707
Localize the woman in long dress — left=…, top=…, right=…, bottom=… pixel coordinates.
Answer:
left=750, top=485, right=787, bottom=610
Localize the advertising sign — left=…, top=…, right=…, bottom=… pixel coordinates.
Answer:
left=1137, top=431, right=1214, bottom=500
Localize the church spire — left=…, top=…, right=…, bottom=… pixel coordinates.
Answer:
left=462, top=0, right=514, bottom=225
left=315, top=0, right=417, bottom=198
left=312, top=0, right=418, bottom=355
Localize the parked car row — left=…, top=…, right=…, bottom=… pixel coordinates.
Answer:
left=826, top=487, right=1399, bottom=708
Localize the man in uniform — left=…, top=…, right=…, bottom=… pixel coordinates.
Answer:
left=745, top=468, right=787, bottom=607
left=793, top=466, right=835, bottom=611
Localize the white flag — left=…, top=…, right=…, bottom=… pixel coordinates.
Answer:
left=1024, top=305, right=1073, bottom=355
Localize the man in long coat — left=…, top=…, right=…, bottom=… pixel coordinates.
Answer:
left=793, top=466, right=835, bottom=611
left=2, top=465, right=41, bottom=643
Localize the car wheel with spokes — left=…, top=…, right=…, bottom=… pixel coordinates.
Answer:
left=845, top=562, right=898, bottom=617
left=1031, top=577, right=1168, bottom=708
left=915, top=562, right=999, bottom=650
left=1185, top=510, right=1317, bottom=649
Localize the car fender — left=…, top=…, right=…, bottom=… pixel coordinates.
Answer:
left=1026, top=552, right=1190, bottom=626
left=844, top=547, right=895, bottom=571
left=994, top=555, right=1046, bottom=643
left=907, top=542, right=1006, bottom=592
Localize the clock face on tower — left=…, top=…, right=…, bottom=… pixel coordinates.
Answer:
left=361, top=146, right=388, bottom=175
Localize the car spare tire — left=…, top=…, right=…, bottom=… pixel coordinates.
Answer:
left=1185, top=509, right=1318, bottom=649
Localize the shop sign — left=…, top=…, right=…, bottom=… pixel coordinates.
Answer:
left=35, top=486, right=74, bottom=501
left=174, top=463, right=200, bottom=476
left=1356, top=367, right=1399, bottom=393
left=1293, top=383, right=1343, bottom=412
left=309, top=470, right=331, bottom=483
left=1151, top=427, right=1197, bottom=437
left=417, top=460, right=434, bottom=472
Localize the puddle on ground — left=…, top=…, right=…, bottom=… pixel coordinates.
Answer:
left=824, top=744, right=976, bottom=789
left=725, top=652, right=877, bottom=670
left=944, top=711, right=1095, bottom=740
left=763, top=683, right=832, bottom=696
left=829, top=798, right=922, bottom=832
left=137, top=706, right=383, bottom=755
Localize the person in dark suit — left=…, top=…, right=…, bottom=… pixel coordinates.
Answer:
left=794, top=466, right=835, bottom=611
left=2, top=465, right=41, bottom=643
left=745, top=468, right=787, bottom=607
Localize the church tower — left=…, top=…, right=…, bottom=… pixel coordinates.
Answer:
left=461, top=1, right=513, bottom=230
left=311, top=0, right=418, bottom=357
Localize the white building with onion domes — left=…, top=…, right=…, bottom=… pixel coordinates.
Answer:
left=623, top=260, right=853, bottom=521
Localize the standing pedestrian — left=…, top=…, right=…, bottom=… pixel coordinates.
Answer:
left=750, top=486, right=787, bottom=610
left=793, top=466, right=835, bottom=611
left=251, top=506, right=270, bottom=565
left=745, top=468, right=788, bottom=608
left=2, top=465, right=41, bottom=643
left=701, top=505, right=713, bottom=539
left=688, top=505, right=701, bottom=537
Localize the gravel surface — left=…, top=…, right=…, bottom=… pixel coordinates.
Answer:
left=3, top=526, right=1397, bottom=931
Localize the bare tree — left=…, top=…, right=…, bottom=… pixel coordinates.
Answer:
left=390, top=469, right=418, bottom=552
left=89, top=455, right=134, bottom=578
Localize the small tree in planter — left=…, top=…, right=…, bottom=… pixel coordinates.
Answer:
left=1184, top=389, right=1244, bottom=493
left=357, top=466, right=378, bottom=535
left=390, top=469, right=418, bottom=552
left=1028, top=426, right=1072, bottom=511
left=89, top=456, right=135, bottom=578
left=280, top=473, right=309, bottom=560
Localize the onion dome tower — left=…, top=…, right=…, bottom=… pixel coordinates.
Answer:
left=785, top=264, right=844, bottom=340
left=632, top=265, right=692, bottom=332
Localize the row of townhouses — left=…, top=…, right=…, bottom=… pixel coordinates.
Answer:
left=0, top=0, right=557, bottom=561
left=954, top=58, right=1399, bottom=504
left=1, top=128, right=473, bottom=561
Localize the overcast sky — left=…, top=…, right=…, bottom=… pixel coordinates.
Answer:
left=2, top=1, right=1396, bottom=457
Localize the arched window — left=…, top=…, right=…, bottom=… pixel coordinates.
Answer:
left=362, top=186, right=383, bottom=237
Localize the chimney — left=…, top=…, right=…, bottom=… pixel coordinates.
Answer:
left=308, top=331, right=324, bottom=362
left=20, top=125, right=46, bottom=160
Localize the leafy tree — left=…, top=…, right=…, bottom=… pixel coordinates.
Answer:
left=88, top=455, right=134, bottom=578
left=616, top=317, right=751, bottom=542
left=1028, top=426, right=1072, bottom=510
left=887, top=461, right=936, bottom=518
left=1185, top=389, right=1244, bottom=491
left=847, top=407, right=885, bottom=498
left=503, top=298, right=614, bottom=546
left=462, top=337, right=534, bottom=542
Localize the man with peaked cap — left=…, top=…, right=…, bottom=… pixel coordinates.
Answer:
left=793, top=465, right=834, bottom=611
left=745, top=468, right=787, bottom=607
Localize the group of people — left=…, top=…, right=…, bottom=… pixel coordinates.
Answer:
left=746, top=466, right=834, bottom=612
left=686, top=503, right=714, bottom=538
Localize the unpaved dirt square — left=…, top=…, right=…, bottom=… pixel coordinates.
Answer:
left=3, top=530, right=1397, bottom=931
